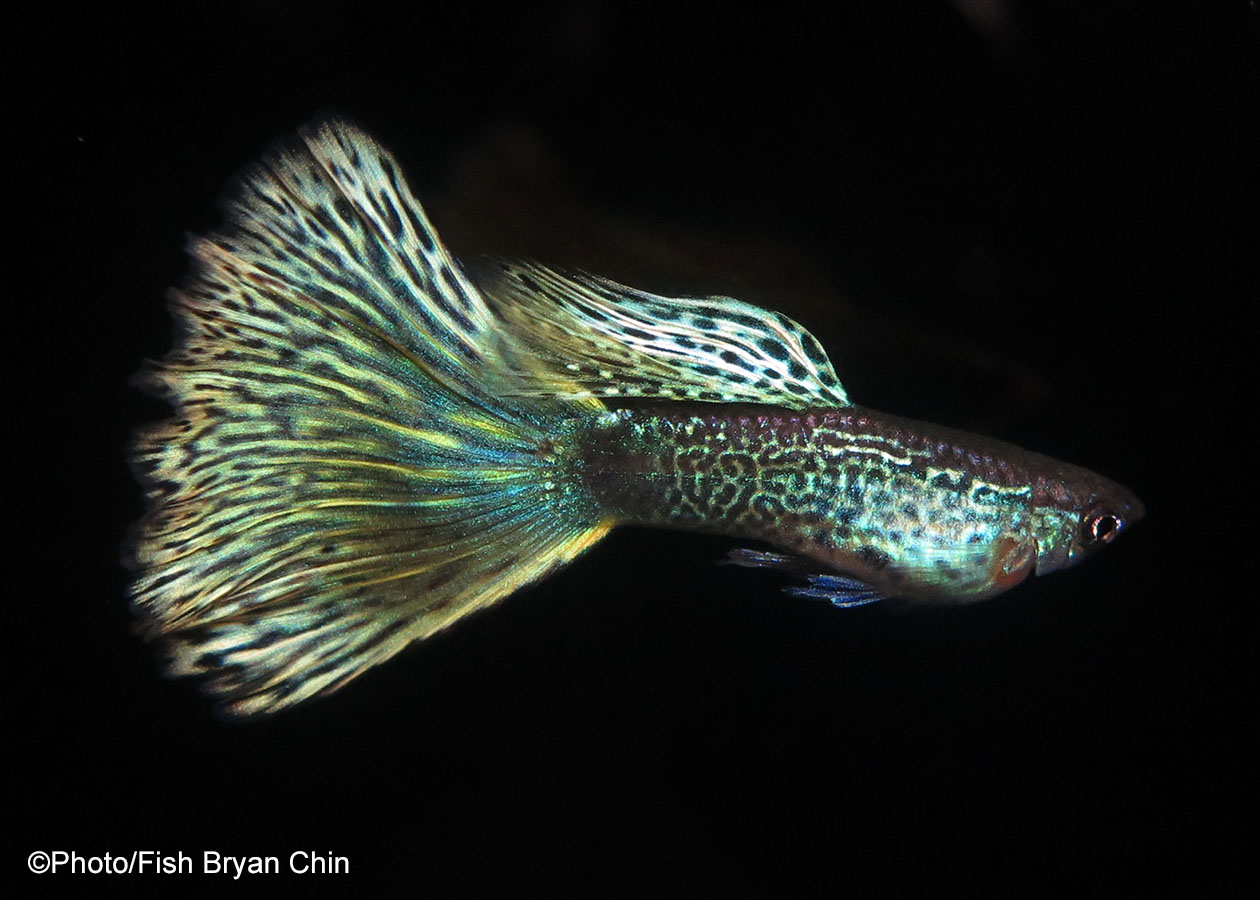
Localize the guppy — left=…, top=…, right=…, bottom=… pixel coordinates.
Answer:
left=130, top=119, right=1142, bottom=716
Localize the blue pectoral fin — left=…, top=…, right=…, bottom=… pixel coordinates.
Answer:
left=787, top=575, right=887, bottom=608
left=723, top=548, right=887, bottom=609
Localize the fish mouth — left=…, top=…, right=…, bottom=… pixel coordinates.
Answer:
left=1123, top=493, right=1146, bottom=526
left=1107, top=477, right=1145, bottom=528
left=1101, top=486, right=1145, bottom=546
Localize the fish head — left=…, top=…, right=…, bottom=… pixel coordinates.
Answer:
left=1029, top=462, right=1144, bottom=577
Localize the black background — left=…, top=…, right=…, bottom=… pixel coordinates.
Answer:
left=20, top=1, right=1256, bottom=896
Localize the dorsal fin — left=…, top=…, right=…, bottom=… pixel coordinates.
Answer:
left=476, top=260, right=850, bottom=409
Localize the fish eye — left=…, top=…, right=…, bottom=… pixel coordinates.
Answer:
left=1082, top=511, right=1121, bottom=546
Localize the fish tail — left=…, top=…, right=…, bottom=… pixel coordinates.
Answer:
left=130, top=119, right=611, bottom=716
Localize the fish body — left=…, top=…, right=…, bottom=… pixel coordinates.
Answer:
left=573, top=404, right=1141, bottom=603
left=129, top=119, right=1141, bottom=715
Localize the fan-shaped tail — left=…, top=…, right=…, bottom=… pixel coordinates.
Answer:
left=130, top=120, right=610, bottom=716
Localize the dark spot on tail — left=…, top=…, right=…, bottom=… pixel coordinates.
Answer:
left=333, top=197, right=356, bottom=225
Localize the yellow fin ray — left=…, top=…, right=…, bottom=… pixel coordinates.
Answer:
left=130, top=119, right=610, bottom=716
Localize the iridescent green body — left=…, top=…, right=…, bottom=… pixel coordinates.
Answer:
left=571, top=404, right=1140, bottom=601
left=130, top=118, right=1142, bottom=716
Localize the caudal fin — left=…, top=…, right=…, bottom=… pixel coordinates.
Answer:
left=130, top=120, right=610, bottom=716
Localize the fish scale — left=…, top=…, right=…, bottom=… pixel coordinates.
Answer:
left=572, top=404, right=1061, bottom=601
left=129, top=118, right=1142, bottom=716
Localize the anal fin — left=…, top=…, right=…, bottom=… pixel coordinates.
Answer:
left=724, top=548, right=887, bottom=609
left=787, top=574, right=886, bottom=608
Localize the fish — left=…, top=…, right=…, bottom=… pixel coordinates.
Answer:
left=128, top=118, right=1143, bottom=716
